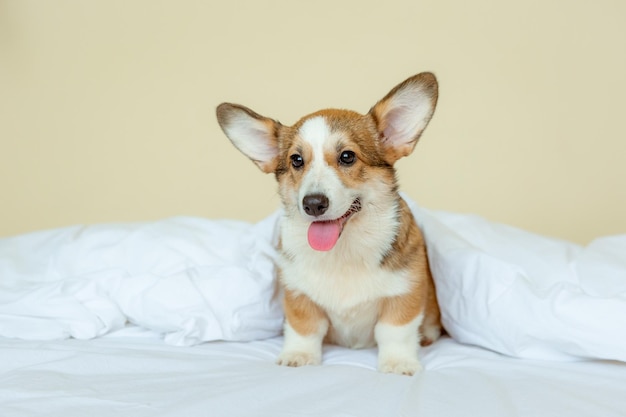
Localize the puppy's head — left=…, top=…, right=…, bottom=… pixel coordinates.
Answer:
left=216, top=72, right=438, bottom=251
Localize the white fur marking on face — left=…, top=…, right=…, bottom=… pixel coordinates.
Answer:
left=298, top=116, right=332, bottom=153
left=296, top=116, right=351, bottom=218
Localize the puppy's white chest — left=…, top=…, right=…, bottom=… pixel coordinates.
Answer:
left=280, top=256, right=410, bottom=311
left=326, top=302, right=380, bottom=348
left=279, top=251, right=412, bottom=348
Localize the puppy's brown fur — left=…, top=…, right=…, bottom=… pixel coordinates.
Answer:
left=217, top=72, right=442, bottom=375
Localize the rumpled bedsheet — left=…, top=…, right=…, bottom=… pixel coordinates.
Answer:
left=0, top=197, right=625, bottom=362
left=407, top=198, right=626, bottom=362
left=0, top=213, right=283, bottom=346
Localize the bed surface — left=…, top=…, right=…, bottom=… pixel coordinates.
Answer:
left=2, top=331, right=625, bottom=417
left=2, top=196, right=626, bottom=416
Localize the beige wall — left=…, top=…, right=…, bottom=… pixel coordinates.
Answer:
left=1, top=0, right=625, bottom=243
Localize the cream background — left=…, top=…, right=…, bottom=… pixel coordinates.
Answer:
left=1, top=0, right=624, bottom=243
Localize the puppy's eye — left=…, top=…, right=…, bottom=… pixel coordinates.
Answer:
left=339, top=150, right=356, bottom=166
left=290, top=154, right=304, bottom=169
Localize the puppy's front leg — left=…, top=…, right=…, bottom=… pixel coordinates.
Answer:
left=277, top=289, right=328, bottom=367
left=376, top=294, right=425, bottom=376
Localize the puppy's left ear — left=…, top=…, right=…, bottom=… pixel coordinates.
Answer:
left=369, top=72, right=438, bottom=164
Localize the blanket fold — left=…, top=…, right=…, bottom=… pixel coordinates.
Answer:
left=0, top=213, right=284, bottom=345
left=407, top=198, right=626, bottom=362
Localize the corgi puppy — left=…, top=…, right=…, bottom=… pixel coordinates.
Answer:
left=216, top=72, right=442, bottom=375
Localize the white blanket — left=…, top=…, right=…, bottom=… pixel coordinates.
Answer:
left=1, top=198, right=625, bottom=362
left=0, top=213, right=283, bottom=345
left=408, top=199, right=626, bottom=362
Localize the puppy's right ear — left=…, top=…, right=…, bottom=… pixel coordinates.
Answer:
left=216, top=103, right=281, bottom=173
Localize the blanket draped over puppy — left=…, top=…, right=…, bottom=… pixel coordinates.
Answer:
left=0, top=196, right=625, bottom=362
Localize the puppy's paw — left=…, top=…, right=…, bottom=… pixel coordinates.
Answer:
left=276, top=351, right=321, bottom=368
left=378, top=356, right=423, bottom=376
left=420, top=323, right=442, bottom=347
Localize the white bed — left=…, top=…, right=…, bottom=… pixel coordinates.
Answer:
left=2, top=333, right=626, bottom=416
left=1, top=196, right=625, bottom=416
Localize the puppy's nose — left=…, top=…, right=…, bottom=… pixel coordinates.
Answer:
left=302, top=194, right=329, bottom=217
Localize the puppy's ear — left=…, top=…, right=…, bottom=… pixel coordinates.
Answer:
left=369, top=72, right=438, bottom=164
left=216, top=103, right=281, bottom=173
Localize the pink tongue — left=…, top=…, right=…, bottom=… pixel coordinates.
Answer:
left=307, top=220, right=342, bottom=251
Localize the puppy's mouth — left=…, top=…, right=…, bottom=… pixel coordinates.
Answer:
left=307, top=199, right=362, bottom=251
